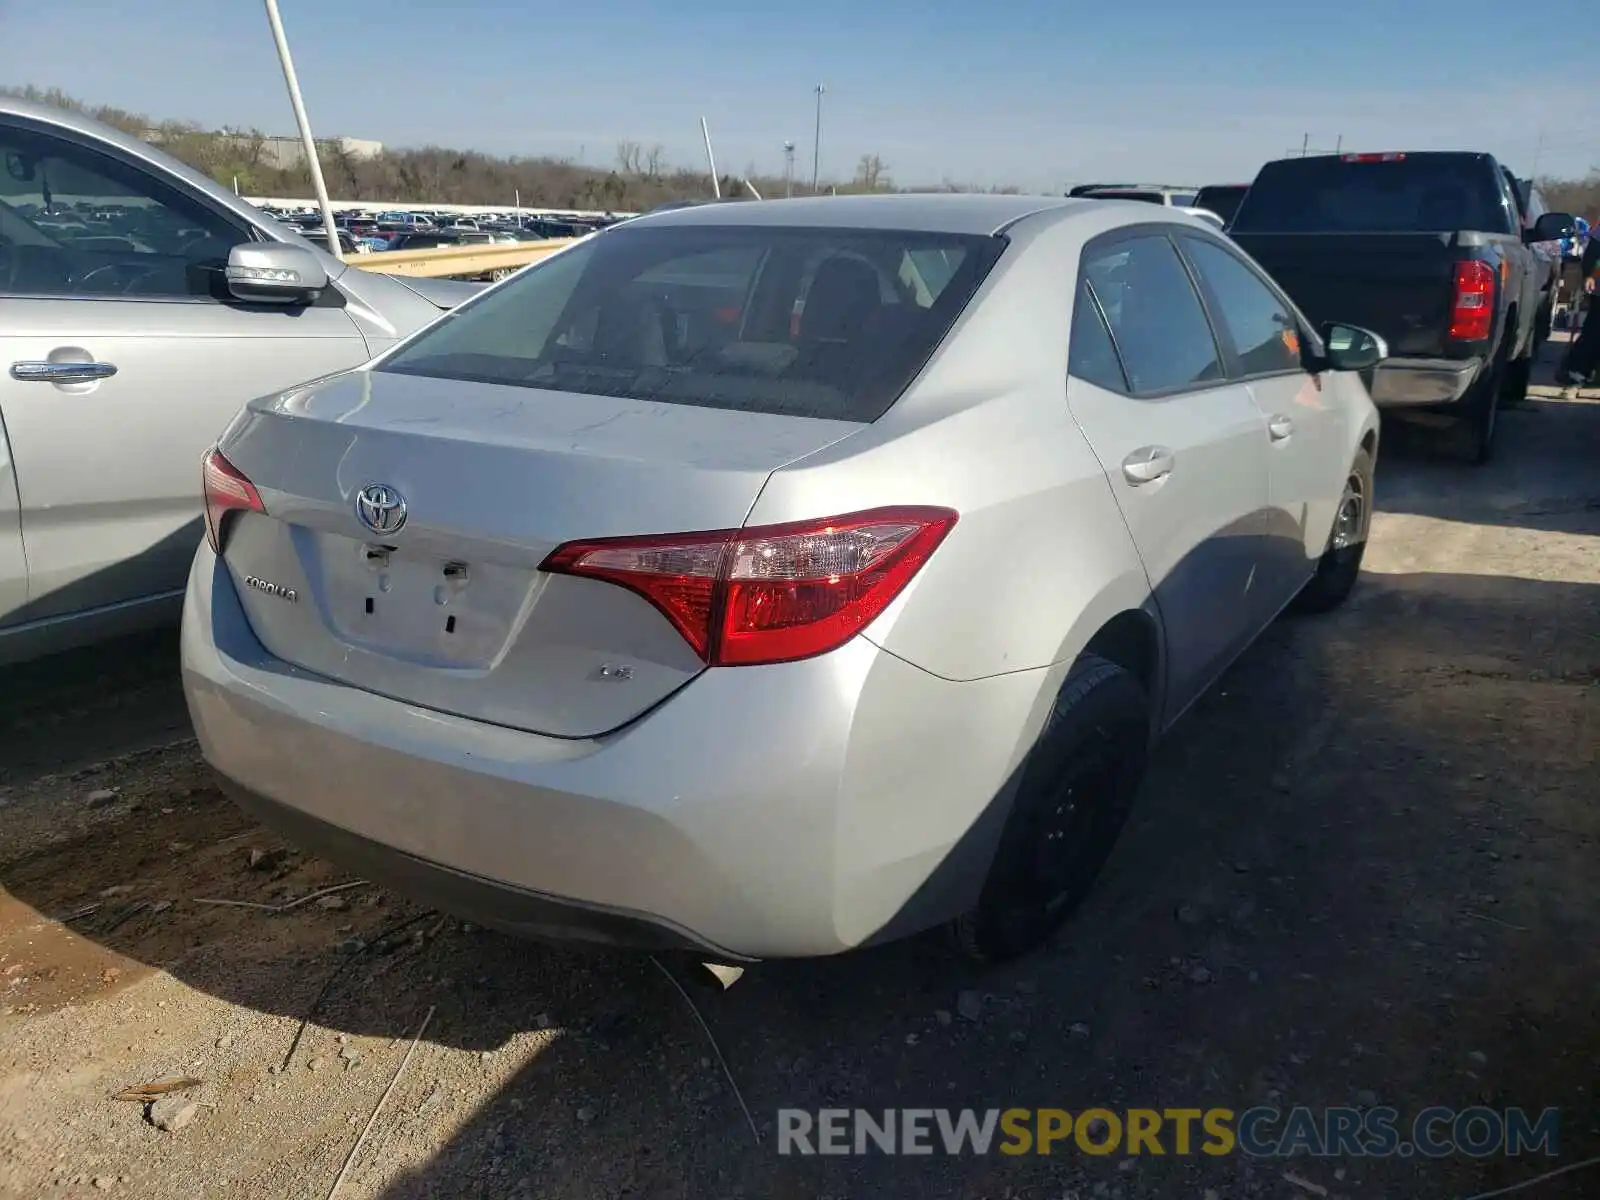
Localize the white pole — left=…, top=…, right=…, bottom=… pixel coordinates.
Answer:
left=701, top=117, right=720, bottom=199
left=742, top=178, right=762, bottom=200
left=263, top=0, right=342, bottom=261
left=515, top=188, right=521, bottom=228
left=812, top=84, right=825, bottom=192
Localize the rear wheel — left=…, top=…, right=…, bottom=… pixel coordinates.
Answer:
left=949, top=656, right=1149, bottom=964
left=1292, top=446, right=1373, bottom=614
left=1500, top=349, right=1533, bottom=408
left=1451, top=349, right=1504, bottom=465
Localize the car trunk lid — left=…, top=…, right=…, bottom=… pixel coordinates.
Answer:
left=216, top=369, right=860, bottom=738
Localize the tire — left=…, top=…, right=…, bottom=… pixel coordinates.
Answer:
left=1450, top=348, right=1505, bottom=465
left=490, top=267, right=514, bottom=282
left=1292, top=446, right=1374, bottom=614
left=949, top=656, right=1149, bottom=964
left=1500, top=351, right=1532, bottom=408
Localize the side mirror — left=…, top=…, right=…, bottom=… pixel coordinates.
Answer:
left=225, top=242, right=329, bottom=305
left=1529, top=211, right=1576, bottom=243
left=1318, top=322, right=1388, bottom=372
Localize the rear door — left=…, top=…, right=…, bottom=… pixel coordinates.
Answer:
left=1065, top=230, right=1272, bottom=722
left=0, top=114, right=371, bottom=625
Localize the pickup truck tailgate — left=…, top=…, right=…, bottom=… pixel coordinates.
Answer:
left=1232, top=232, right=1461, bottom=358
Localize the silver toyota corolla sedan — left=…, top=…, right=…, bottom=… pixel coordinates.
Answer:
left=182, top=194, right=1384, bottom=963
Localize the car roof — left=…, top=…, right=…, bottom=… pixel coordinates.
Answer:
left=626, top=193, right=1081, bottom=236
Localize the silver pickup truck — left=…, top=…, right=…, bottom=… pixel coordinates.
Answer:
left=0, top=95, right=481, bottom=663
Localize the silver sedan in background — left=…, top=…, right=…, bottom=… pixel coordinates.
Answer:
left=182, top=194, right=1384, bottom=964
left=0, top=95, right=478, bottom=664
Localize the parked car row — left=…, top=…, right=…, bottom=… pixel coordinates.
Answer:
left=1, top=92, right=1574, bottom=971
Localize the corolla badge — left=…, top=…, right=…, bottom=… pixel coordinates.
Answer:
left=243, top=575, right=298, bottom=603
left=356, top=483, right=408, bottom=535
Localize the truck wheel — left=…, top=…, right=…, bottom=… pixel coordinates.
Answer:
left=1500, top=352, right=1532, bottom=408
left=949, top=656, right=1149, bottom=964
left=1451, top=350, right=1504, bottom=465
left=1292, top=447, right=1373, bottom=614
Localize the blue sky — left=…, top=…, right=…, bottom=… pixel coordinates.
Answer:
left=3, top=0, right=1598, bottom=189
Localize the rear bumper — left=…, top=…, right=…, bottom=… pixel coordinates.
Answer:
left=1367, top=356, right=1482, bottom=409
left=180, top=545, right=1052, bottom=959
left=223, top=780, right=736, bottom=956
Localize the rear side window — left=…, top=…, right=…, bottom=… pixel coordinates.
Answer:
left=379, top=224, right=1005, bottom=422
left=1082, top=235, right=1223, bottom=395
left=1068, top=281, right=1127, bottom=392
left=1231, top=156, right=1509, bottom=234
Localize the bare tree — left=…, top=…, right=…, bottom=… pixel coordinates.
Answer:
left=616, top=141, right=643, bottom=176
left=853, top=153, right=891, bottom=192
left=645, top=144, right=665, bottom=179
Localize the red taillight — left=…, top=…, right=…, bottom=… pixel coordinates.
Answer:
left=541, top=506, right=959, bottom=667
left=1341, top=152, right=1406, bottom=162
left=1448, top=260, right=1495, bottom=341
left=202, top=447, right=265, bottom=553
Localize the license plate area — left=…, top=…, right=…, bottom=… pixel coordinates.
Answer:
left=315, top=538, right=534, bottom=668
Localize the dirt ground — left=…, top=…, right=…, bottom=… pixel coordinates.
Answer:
left=1, top=352, right=1596, bottom=1200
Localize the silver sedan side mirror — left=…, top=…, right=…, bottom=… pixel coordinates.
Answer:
left=1320, top=322, right=1388, bottom=372
left=226, top=242, right=330, bottom=305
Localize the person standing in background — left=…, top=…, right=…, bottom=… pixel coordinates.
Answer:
left=1560, top=228, right=1600, bottom=392
left=1556, top=216, right=1590, bottom=327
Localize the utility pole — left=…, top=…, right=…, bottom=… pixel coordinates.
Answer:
left=1300, top=133, right=1310, bottom=158
left=1334, top=133, right=1343, bottom=155
left=701, top=117, right=720, bottom=199
left=1532, top=129, right=1546, bottom=177
left=262, top=0, right=341, bottom=260
left=812, top=84, right=825, bottom=193
left=783, top=141, right=795, bottom=198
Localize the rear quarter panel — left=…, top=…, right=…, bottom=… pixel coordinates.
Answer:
left=745, top=212, right=1155, bottom=686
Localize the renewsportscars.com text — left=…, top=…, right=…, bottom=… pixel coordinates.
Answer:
left=776, top=1106, right=1560, bottom=1158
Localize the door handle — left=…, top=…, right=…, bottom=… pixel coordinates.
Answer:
left=10, top=361, right=118, bottom=383
left=1268, top=414, right=1294, bottom=441
left=1121, top=445, right=1174, bottom=485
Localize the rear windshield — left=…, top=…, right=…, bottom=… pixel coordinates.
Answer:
left=378, top=224, right=1004, bottom=422
left=1231, top=156, right=1510, bottom=234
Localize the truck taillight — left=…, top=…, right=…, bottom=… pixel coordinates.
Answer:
left=1448, top=261, right=1495, bottom=342
left=202, top=448, right=265, bottom=553
left=1341, top=152, right=1406, bottom=163
left=541, top=507, right=959, bottom=667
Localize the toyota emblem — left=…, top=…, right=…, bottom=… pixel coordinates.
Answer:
left=356, top=483, right=408, bottom=535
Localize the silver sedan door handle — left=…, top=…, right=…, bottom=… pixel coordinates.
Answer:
left=10, top=361, right=119, bottom=383
left=1121, top=445, right=1174, bottom=485
left=1268, top=414, right=1294, bottom=441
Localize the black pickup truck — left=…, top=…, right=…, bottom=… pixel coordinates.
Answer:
left=1228, top=151, right=1575, bottom=462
